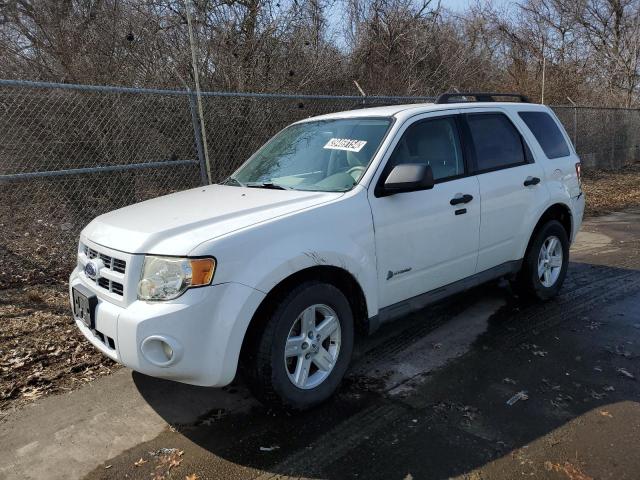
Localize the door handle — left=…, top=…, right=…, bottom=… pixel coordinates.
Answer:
left=524, top=176, right=541, bottom=187
left=450, top=194, right=473, bottom=205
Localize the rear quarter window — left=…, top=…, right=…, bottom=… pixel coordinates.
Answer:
left=518, top=111, right=570, bottom=159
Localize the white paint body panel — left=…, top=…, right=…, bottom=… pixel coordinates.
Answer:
left=70, top=101, right=585, bottom=387
left=461, top=107, right=551, bottom=272
left=366, top=110, right=482, bottom=307
left=82, top=185, right=342, bottom=255
left=370, top=175, right=481, bottom=307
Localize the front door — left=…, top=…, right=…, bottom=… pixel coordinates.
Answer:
left=368, top=113, right=481, bottom=309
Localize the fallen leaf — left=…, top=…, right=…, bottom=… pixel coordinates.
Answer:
left=149, top=448, right=182, bottom=457
left=617, top=367, right=636, bottom=380
left=544, top=461, right=593, bottom=480
left=104, top=464, right=112, bottom=469
left=134, top=457, right=147, bottom=467
left=259, top=445, right=280, bottom=452
left=599, top=410, right=613, bottom=418
left=185, top=475, right=199, bottom=480
left=506, top=391, right=529, bottom=406
left=151, top=448, right=185, bottom=477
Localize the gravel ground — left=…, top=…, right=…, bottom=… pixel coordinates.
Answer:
left=0, top=166, right=638, bottom=416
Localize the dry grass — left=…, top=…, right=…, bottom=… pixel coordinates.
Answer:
left=582, top=164, right=640, bottom=216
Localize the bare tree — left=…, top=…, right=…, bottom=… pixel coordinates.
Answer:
left=0, top=0, right=637, bottom=105
left=575, top=0, right=640, bottom=106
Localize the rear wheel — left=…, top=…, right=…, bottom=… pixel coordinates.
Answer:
left=244, top=281, right=354, bottom=410
left=514, top=220, right=569, bottom=301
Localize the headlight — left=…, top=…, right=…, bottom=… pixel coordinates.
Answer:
left=138, top=256, right=216, bottom=301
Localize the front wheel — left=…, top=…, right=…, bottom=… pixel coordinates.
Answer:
left=514, top=220, right=569, bottom=301
left=244, top=281, right=354, bottom=410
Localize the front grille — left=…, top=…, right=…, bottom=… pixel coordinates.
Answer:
left=82, top=244, right=127, bottom=297
left=111, top=281, right=124, bottom=295
left=94, top=275, right=125, bottom=296
left=84, top=245, right=127, bottom=274
left=113, top=259, right=126, bottom=273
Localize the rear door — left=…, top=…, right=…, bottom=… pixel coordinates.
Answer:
left=461, top=108, right=549, bottom=272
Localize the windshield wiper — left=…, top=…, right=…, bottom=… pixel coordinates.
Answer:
left=246, top=182, right=292, bottom=190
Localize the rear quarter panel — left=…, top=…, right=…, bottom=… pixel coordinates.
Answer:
left=513, top=106, right=582, bottom=199
left=509, top=105, right=584, bottom=251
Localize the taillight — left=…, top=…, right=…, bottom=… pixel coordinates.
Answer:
left=575, top=162, right=582, bottom=189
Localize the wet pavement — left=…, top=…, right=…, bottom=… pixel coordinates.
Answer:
left=3, top=209, right=640, bottom=480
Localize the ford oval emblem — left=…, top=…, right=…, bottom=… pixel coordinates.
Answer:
left=84, top=262, right=97, bottom=280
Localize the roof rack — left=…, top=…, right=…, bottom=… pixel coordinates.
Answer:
left=435, top=92, right=531, bottom=104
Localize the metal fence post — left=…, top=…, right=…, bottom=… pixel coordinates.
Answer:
left=573, top=106, right=578, bottom=149
left=188, top=90, right=208, bottom=186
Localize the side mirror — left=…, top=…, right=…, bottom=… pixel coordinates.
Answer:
left=381, top=164, right=435, bottom=196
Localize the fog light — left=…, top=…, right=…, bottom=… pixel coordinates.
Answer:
left=161, top=342, right=173, bottom=360
left=140, top=335, right=182, bottom=367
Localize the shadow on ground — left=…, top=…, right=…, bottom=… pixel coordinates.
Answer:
left=96, top=260, right=640, bottom=479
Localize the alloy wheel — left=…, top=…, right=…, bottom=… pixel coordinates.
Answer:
left=538, top=235, right=563, bottom=287
left=284, top=303, right=341, bottom=390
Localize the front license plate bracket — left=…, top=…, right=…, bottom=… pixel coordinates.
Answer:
left=72, top=284, right=98, bottom=329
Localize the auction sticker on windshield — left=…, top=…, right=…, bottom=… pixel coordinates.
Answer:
left=323, top=138, right=367, bottom=152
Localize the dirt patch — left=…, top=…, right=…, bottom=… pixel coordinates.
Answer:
left=0, top=285, right=118, bottom=417
left=582, top=163, right=640, bottom=216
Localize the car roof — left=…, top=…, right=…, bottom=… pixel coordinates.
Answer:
left=298, top=101, right=549, bottom=124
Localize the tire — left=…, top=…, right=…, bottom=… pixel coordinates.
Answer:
left=514, top=220, right=569, bottom=301
left=244, top=281, right=354, bottom=410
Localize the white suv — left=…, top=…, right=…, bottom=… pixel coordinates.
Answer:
left=70, top=93, right=584, bottom=409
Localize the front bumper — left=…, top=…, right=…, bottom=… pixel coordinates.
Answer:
left=69, top=268, right=266, bottom=386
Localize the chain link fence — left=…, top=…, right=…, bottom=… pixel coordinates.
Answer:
left=553, top=106, right=640, bottom=169
left=1, top=80, right=639, bottom=289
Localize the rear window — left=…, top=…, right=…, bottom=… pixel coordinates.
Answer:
left=519, top=111, right=570, bottom=159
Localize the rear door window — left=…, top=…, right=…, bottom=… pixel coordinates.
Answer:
left=518, top=111, right=570, bottom=159
left=466, top=113, right=526, bottom=171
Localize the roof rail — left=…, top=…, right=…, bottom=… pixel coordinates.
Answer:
left=435, top=92, right=531, bottom=104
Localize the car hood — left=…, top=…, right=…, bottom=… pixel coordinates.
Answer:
left=82, top=184, right=343, bottom=255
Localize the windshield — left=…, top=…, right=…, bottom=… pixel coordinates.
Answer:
left=228, top=118, right=392, bottom=192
